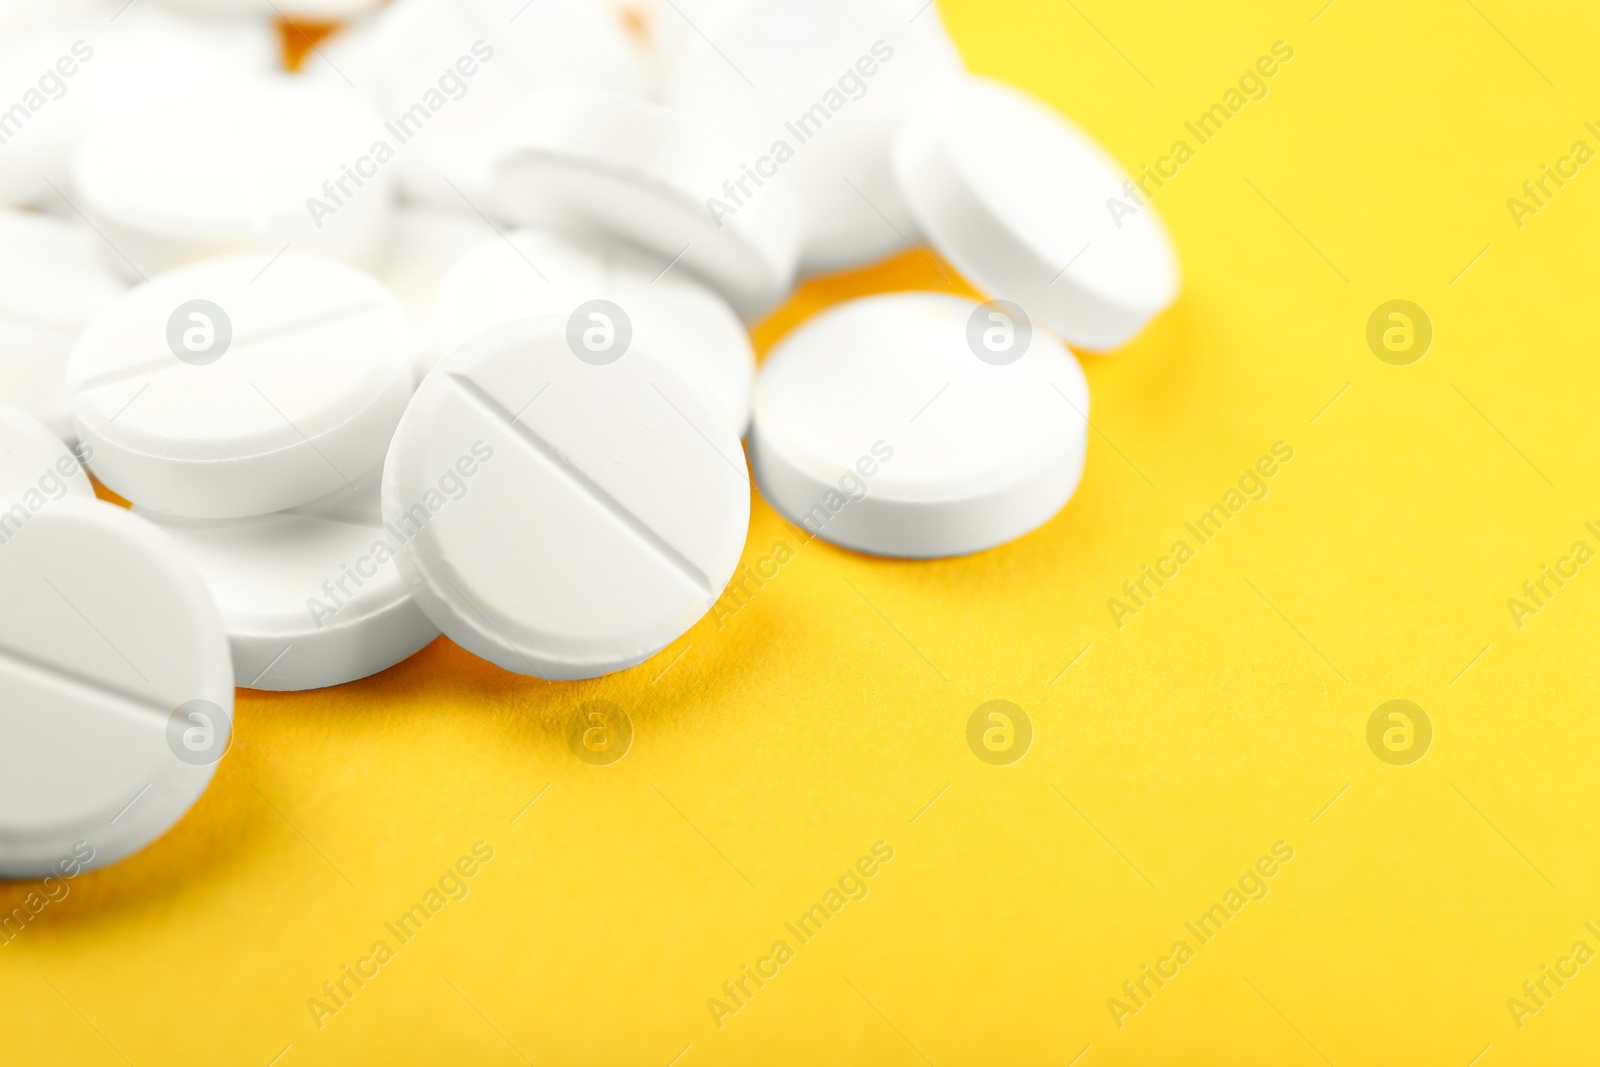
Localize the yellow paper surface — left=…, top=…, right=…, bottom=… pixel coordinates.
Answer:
left=7, top=2, right=1600, bottom=1063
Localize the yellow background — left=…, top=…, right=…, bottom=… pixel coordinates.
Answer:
left=7, top=1, right=1600, bottom=1063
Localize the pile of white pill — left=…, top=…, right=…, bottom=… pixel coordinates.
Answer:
left=0, top=0, right=1177, bottom=876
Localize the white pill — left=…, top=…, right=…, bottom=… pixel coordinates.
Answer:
left=749, top=292, right=1089, bottom=558
left=0, top=8, right=277, bottom=210
left=0, top=403, right=92, bottom=511
left=359, top=0, right=652, bottom=212
left=434, top=228, right=755, bottom=435
left=663, top=0, right=964, bottom=275
left=67, top=252, right=414, bottom=519
left=492, top=89, right=803, bottom=320
left=0, top=29, right=92, bottom=209
left=0, top=497, right=234, bottom=878
left=382, top=316, right=750, bottom=680
left=136, top=475, right=440, bottom=692
left=0, top=210, right=127, bottom=441
left=71, top=75, right=393, bottom=281
left=648, top=0, right=740, bottom=65
left=151, top=0, right=381, bottom=17
left=377, top=206, right=493, bottom=377
left=893, top=76, right=1180, bottom=351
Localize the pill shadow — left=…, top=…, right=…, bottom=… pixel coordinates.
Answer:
left=0, top=751, right=278, bottom=944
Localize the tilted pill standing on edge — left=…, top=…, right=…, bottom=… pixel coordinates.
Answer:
left=382, top=316, right=751, bottom=681
left=490, top=88, right=803, bottom=322
left=893, top=74, right=1181, bottom=351
left=662, top=0, right=966, bottom=276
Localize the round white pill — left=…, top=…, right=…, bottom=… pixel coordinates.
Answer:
left=382, top=316, right=750, bottom=681
left=663, top=0, right=965, bottom=275
left=0, top=404, right=92, bottom=511
left=750, top=292, right=1090, bottom=558
left=433, top=228, right=755, bottom=435
left=893, top=76, right=1179, bottom=351
left=377, top=206, right=493, bottom=378
left=71, top=75, right=393, bottom=281
left=492, top=89, right=802, bottom=320
left=137, top=475, right=439, bottom=692
left=0, top=210, right=127, bottom=441
left=0, top=497, right=234, bottom=878
left=67, top=252, right=414, bottom=519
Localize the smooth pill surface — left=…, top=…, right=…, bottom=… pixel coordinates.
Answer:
left=152, top=0, right=382, bottom=15
left=0, top=211, right=127, bottom=441
left=137, top=475, right=439, bottom=692
left=0, top=6, right=278, bottom=209
left=433, top=228, right=755, bottom=434
left=382, top=316, right=750, bottom=680
left=71, top=75, right=392, bottom=280
left=378, top=206, right=493, bottom=377
left=0, top=404, right=93, bottom=510
left=893, top=76, right=1179, bottom=351
left=0, top=498, right=234, bottom=878
left=749, top=292, right=1089, bottom=558
left=664, top=0, right=964, bottom=275
left=67, top=253, right=414, bottom=519
left=492, top=89, right=802, bottom=320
